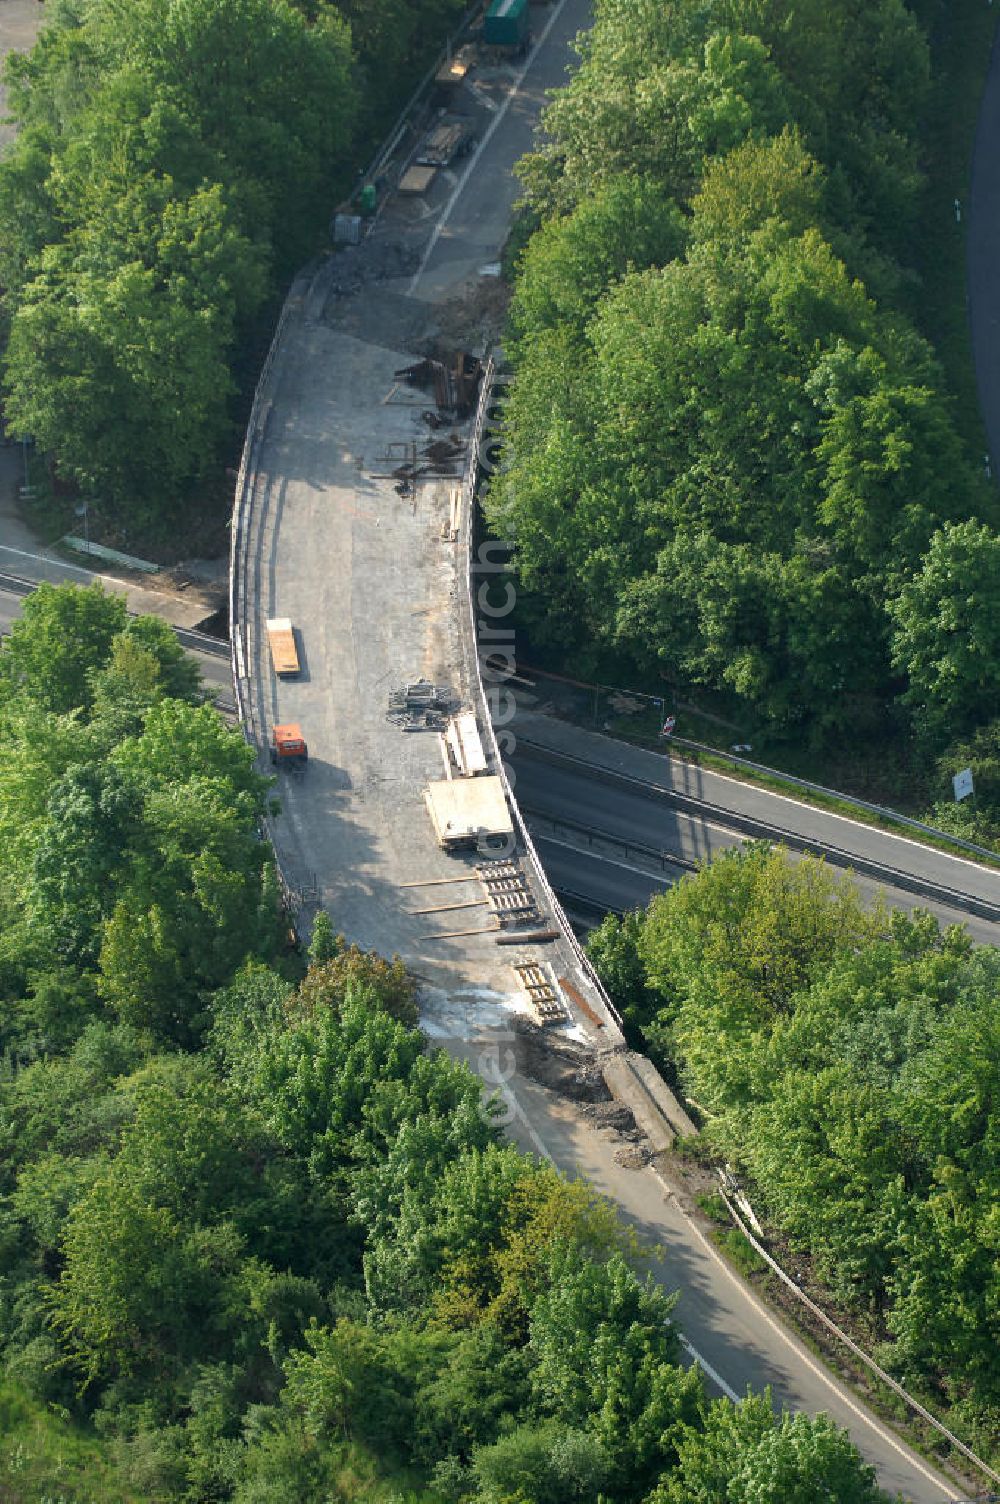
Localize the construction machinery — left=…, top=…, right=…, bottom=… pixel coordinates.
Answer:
left=266, top=618, right=300, bottom=676
left=484, top=0, right=530, bottom=50
left=270, top=723, right=307, bottom=768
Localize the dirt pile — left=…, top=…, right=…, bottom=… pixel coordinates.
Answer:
left=324, top=238, right=421, bottom=300
left=512, top=1016, right=610, bottom=1104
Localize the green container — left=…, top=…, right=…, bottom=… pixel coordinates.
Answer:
left=484, top=0, right=529, bottom=48
left=358, top=183, right=377, bottom=215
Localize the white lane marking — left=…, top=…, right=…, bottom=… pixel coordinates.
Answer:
left=680, top=1335, right=741, bottom=1402
left=408, top=0, right=575, bottom=296
left=0, top=544, right=95, bottom=578
left=651, top=1169, right=961, bottom=1501
left=505, top=1089, right=554, bottom=1162
left=667, top=756, right=1000, bottom=886
left=532, top=833, right=697, bottom=882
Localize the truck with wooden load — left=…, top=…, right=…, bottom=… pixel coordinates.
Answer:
left=266, top=618, right=300, bottom=676
left=270, top=723, right=307, bottom=768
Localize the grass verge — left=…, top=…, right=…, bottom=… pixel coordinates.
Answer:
left=0, top=1380, right=138, bottom=1503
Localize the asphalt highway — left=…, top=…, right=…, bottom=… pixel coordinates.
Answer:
left=0, top=583, right=233, bottom=709
left=531, top=832, right=674, bottom=914
left=510, top=723, right=1000, bottom=948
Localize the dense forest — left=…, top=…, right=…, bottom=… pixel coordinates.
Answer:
left=588, top=848, right=1000, bottom=1459
left=0, top=0, right=466, bottom=536
left=0, top=583, right=895, bottom=1501
left=488, top=0, right=1000, bottom=825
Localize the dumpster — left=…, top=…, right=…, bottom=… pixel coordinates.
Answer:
left=484, top=0, right=530, bottom=49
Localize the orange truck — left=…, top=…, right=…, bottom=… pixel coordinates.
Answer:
left=266, top=617, right=300, bottom=676
left=270, top=723, right=307, bottom=767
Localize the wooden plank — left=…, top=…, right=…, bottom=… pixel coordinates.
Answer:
left=398, top=875, right=479, bottom=888
left=426, top=923, right=500, bottom=939
left=558, top=976, right=606, bottom=1030
left=496, top=929, right=559, bottom=945
left=411, top=899, right=488, bottom=914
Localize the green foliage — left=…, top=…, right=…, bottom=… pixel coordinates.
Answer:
left=292, top=943, right=417, bottom=1026
left=508, top=176, right=687, bottom=353
left=0, top=0, right=355, bottom=529
left=0, top=585, right=278, bottom=1055
left=307, top=909, right=339, bottom=966
left=586, top=909, right=666, bottom=1044
left=493, top=0, right=998, bottom=748
left=470, top=1420, right=612, bottom=1503
left=889, top=520, right=1000, bottom=735
left=0, top=1378, right=137, bottom=1503
left=651, top=1390, right=885, bottom=1503
left=930, top=717, right=1000, bottom=846
left=628, top=845, right=1000, bottom=1434
left=0, top=582, right=127, bottom=715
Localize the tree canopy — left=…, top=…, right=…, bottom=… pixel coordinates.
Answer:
left=489, top=0, right=999, bottom=751
left=589, top=845, right=1000, bottom=1442
left=0, top=581, right=892, bottom=1501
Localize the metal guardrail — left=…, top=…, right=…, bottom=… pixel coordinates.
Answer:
left=669, top=734, right=1000, bottom=868
left=718, top=1187, right=1000, bottom=1491
left=229, top=278, right=310, bottom=918
left=461, top=362, right=625, bottom=1035
left=521, top=804, right=698, bottom=875
left=517, top=737, right=1000, bottom=924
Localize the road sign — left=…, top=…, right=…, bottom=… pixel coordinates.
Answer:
left=661, top=715, right=676, bottom=737
left=953, top=767, right=974, bottom=802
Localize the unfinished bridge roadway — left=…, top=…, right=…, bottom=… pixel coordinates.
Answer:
left=239, top=3, right=968, bottom=1498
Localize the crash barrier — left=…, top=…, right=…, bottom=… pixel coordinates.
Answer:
left=718, top=1185, right=1000, bottom=1491
left=515, top=738, right=1000, bottom=924
left=229, top=275, right=311, bottom=918
left=669, top=735, right=1000, bottom=869
left=357, top=1, right=488, bottom=201
left=461, top=359, right=625, bottom=1039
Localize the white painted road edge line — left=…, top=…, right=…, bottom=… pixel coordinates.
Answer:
left=408, top=0, right=575, bottom=296
left=519, top=726, right=1000, bottom=885
left=0, top=543, right=98, bottom=579
left=680, top=1335, right=742, bottom=1402
left=683, top=757, right=1000, bottom=883
left=532, top=833, right=678, bottom=884
left=651, top=1168, right=961, bottom=1502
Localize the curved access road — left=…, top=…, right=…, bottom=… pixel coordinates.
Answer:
left=243, top=3, right=969, bottom=1497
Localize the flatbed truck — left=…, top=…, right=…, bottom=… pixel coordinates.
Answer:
left=266, top=618, right=300, bottom=676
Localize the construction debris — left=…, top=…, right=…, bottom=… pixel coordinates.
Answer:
left=512, top=961, right=565, bottom=1026
left=417, top=120, right=469, bottom=167
left=445, top=711, right=488, bottom=776
left=388, top=679, right=457, bottom=731
left=395, top=350, right=483, bottom=416
left=614, top=1144, right=653, bottom=1170
left=423, top=434, right=465, bottom=466
left=326, top=240, right=420, bottom=299
left=399, top=163, right=438, bottom=196
left=477, top=859, right=550, bottom=931
left=434, top=44, right=477, bottom=94
left=511, top=1017, right=612, bottom=1102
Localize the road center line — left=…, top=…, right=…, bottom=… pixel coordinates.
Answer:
left=653, top=1169, right=961, bottom=1501
left=680, top=1335, right=741, bottom=1402
left=407, top=0, right=575, bottom=296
